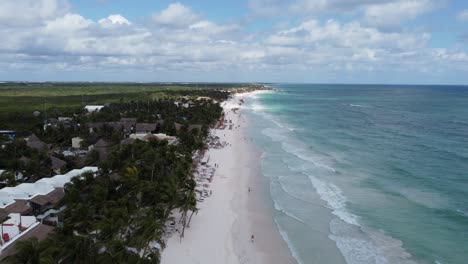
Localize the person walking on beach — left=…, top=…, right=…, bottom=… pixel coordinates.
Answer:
left=251, top=234, right=254, bottom=243
left=248, top=187, right=251, bottom=193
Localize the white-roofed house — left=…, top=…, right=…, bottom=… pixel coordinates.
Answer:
left=84, top=105, right=105, bottom=112
left=0, top=166, right=100, bottom=256
left=1, top=213, right=38, bottom=246
left=0, top=195, right=15, bottom=209
left=71, top=137, right=84, bottom=149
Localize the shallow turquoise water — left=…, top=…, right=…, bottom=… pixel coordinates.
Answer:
left=243, top=84, right=468, bottom=264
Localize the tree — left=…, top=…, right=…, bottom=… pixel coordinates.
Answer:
left=6, top=237, right=60, bottom=264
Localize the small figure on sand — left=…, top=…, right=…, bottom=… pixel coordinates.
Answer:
left=248, top=187, right=251, bottom=193
left=251, top=234, right=254, bottom=243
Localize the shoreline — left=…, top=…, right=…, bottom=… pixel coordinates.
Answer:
left=161, top=91, right=295, bottom=263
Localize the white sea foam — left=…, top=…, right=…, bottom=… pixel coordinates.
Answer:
left=349, top=104, right=372, bottom=108
left=248, top=89, right=421, bottom=264
left=281, top=142, right=337, bottom=173
left=275, top=219, right=305, bottom=264
left=262, top=114, right=288, bottom=129
left=262, top=127, right=287, bottom=142
left=262, top=128, right=337, bottom=173
left=250, top=103, right=266, bottom=111
left=329, top=219, right=417, bottom=264
left=455, top=209, right=468, bottom=218
left=307, top=175, right=360, bottom=226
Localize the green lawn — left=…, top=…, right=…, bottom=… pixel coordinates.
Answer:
left=0, top=82, right=242, bottom=112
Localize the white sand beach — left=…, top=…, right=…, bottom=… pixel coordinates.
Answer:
left=161, top=92, right=296, bottom=264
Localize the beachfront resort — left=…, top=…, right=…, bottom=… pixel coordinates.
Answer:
left=0, top=83, right=276, bottom=263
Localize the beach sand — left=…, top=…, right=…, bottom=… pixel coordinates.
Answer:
left=161, top=92, right=296, bottom=264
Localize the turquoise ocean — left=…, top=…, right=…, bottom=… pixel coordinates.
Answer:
left=243, top=84, right=468, bottom=264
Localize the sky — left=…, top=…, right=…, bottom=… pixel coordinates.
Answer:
left=0, top=0, right=467, bottom=84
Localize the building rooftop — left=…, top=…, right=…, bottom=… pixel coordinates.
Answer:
left=1, top=200, right=32, bottom=216
left=29, top=188, right=64, bottom=207
left=0, top=183, right=54, bottom=201
left=0, top=167, right=98, bottom=207
left=36, top=167, right=98, bottom=188
left=26, top=134, right=50, bottom=151
left=84, top=105, right=104, bottom=112
left=50, top=156, right=67, bottom=170
left=135, top=123, right=157, bottom=133
left=0, top=224, right=55, bottom=261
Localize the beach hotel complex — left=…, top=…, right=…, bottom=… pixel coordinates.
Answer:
left=0, top=167, right=98, bottom=259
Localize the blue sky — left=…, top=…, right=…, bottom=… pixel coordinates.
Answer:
left=0, top=0, right=467, bottom=84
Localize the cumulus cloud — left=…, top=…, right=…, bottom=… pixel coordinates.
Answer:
left=266, top=19, right=429, bottom=50
left=251, top=0, right=439, bottom=28
left=152, top=2, right=198, bottom=28
left=0, top=0, right=466, bottom=83
left=0, top=0, right=69, bottom=26
left=99, top=14, right=131, bottom=26
left=45, top=13, right=93, bottom=33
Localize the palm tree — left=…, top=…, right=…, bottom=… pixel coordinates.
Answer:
left=59, top=235, right=98, bottom=264
left=132, top=217, right=164, bottom=264
left=186, top=205, right=199, bottom=229
left=6, top=237, right=60, bottom=264
left=7, top=237, right=41, bottom=264
left=123, top=166, right=139, bottom=183
left=178, top=189, right=197, bottom=238
left=160, top=176, right=180, bottom=219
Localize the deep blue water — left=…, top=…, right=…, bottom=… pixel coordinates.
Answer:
left=244, top=84, right=468, bottom=264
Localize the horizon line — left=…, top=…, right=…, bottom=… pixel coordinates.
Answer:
left=1, top=81, right=467, bottom=87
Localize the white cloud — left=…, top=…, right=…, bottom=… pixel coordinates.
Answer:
left=152, top=3, right=198, bottom=27
left=363, top=0, right=436, bottom=27
left=98, top=14, right=131, bottom=26
left=45, top=13, right=92, bottom=33
left=289, top=0, right=418, bottom=13
left=457, top=9, right=468, bottom=22
left=0, top=0, right=466, bottom=83
left=251, top=0, right=439, bottom=28
left=0, top=0, right=68, bottom=26
left=266, top=19, right=430, bottom=50
left=189, top=21, right=238, bottom=35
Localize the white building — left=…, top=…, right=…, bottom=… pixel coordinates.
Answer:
left=129, top=133, right=177, bottom=144
left=36, top=167, right=99, bottom=188
left=1, top=213, right=38, bottom=244
left=0, top=167, right=99, bottom=252
left=0, top=167, right=98, bottom=208
left=71, top=137, right=83, bottom=149
left=58, top=117, right=73, bottom=122
left=84, top=105, right=104, bottom=112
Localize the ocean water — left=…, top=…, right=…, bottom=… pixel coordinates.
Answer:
left=243, top=84, right=468, bottom=264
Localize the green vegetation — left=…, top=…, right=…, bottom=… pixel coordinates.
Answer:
left=1, top=82, right=235, bottom=263
left=0, top=82, right=244, bottom=132
left=6, top=132, right=214, bottom=263
left=0, top=82, right=243, bottom=114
